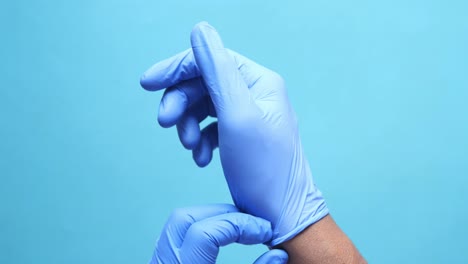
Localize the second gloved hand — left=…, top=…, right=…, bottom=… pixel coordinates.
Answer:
left=140, top=22, right=329, bottom=246
left=151, top=204, right=288, bottom=264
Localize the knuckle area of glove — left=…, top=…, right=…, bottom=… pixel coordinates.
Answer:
left=269, top=71, right=285, bottom=84
left=168, top=208, right=196, bottom=227
left=184, top=221, right=220, bottom=246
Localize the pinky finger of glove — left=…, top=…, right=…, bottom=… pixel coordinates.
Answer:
left=253, top=249, right=288, bottom=264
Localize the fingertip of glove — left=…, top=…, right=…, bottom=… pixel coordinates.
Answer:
left=139, top=73, right=151, bottom=90
left=157, top=113, right=173, bottom=128
left=157, top=96, right=183, bottom=128
left=270, top=249, right=289, bottom=264
left=193, top=155, right=210, bottom=168
left=191, top=21, right=212, bottom=36
left=190, top=21, right=223, bottom=49
left=139, top=72, right=159, bottom=91
left=192, top=21, right=210, bottom=29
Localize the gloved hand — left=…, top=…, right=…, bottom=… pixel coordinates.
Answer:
left=150, top=204, right=288, bottom=264
left=140, top=22, right=329, bottom=246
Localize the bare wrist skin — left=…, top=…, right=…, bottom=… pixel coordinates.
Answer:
left=278, top=215, right=367, bottom=264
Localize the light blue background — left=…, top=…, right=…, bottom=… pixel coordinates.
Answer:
left=1, top=0, right=467, bottom=263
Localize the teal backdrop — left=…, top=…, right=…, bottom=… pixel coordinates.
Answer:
left=1, top=0, right=467, bottom=263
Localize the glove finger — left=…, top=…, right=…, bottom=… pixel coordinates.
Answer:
left=158, top=77, right=207, bottom=128
left=193, top=122, right=218, bottom=167
left=139, top=45, right=266, bottom=92
left=253, top=249, right=289, bottom=264
left=180, top=212, right=272, bottom=264
left=190, top=22, right=251, bottom=119
left=155, top=204, right=239, bottom=262
left=140, top=49, right=200, bottom=91
left=176, top=98, right=213, bottom=150
left=176, top=113, right=201, bottom=150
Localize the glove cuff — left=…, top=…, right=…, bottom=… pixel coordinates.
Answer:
left=269, top=200, right=329, bottom=246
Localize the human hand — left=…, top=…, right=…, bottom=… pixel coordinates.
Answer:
left=140, top=22, right=328, bottom=246
left=150, top=204, right=288, bottom=264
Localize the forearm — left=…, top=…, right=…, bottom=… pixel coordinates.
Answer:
left=279, top=215, right=366, bottom=264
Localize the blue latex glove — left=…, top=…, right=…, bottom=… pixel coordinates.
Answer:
left=151, top=204, right=288, bottom=264
left=140, top=22, right=329, bottom=246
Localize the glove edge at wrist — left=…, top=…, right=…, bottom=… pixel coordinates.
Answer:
left=269, top=203, right=329, bottom=246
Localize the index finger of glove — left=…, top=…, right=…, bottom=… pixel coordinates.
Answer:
left=180, top=212, right=273, bottom=264
left=157, top=204, right=238, bottom=250
left=140, top=49, right=200, bottom=91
